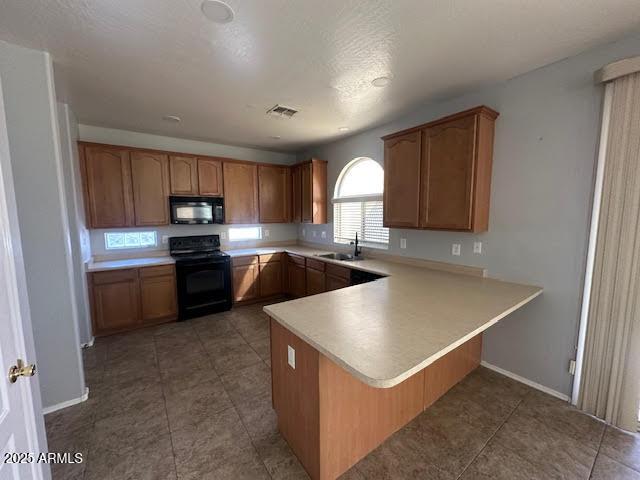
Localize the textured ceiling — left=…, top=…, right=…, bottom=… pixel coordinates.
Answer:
left=1, top=0, right=639, bottom=151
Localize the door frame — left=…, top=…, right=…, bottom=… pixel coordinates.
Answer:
left=0, top=75, right=50, bottom=478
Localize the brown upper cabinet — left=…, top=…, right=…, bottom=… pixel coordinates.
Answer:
left=383, top=132, right=422, bottom=228
left=169, top=155, right=198, bottom=195
left=130, top=151, right=171, bottom=226
left=382, top=106, right=498, bottom=233
left=198, top=158, right=224, bottom=196
left=80, top=142, right=327, bottom=227
left=169, top=155, right=224, bottom=197
left=80, top=144, right=135, bottom=228
left=295, top=158, right=327, bottom=224
left=223, top=162, right=259, bottom=224
left=291, top=165, right=302, bottom=223
left=258, top=165, right=291, bottom=223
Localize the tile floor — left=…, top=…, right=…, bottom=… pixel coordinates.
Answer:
left=45, top=301, right=640, bottom=480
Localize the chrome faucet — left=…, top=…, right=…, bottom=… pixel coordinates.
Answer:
left=350, top=232, right=362, bottom=258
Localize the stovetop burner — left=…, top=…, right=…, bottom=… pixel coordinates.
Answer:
left=169, top=234, right=228, bottom=261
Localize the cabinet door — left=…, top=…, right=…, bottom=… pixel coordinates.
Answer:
left=232, top=264, right=259, bottom=302
left=81, top=144, right=134, bottom=228
left=301, top=162, right=313, bottom=223
left=287, top=262, right=306, bottom=298
left=292, top=165, right=302, bottom=223
left=326, top=274, right=350, bottom=291
left=259, top=165, right=291, bottom=223
left=131, top=151, right=170, bottom=226
left=223, top=162, right=259, bottom=224
left=169, top=155, right=198, bottom=195
left=383, top=131, right=422, bottom=228
left=139, top=266, right=177, bottom=324
left=90, top=269, right=140, bottom=335
left=421, top=115, right=476, bottom=230
left=306, top=268, right=326, bottom=296
left=198, top=158, right=224, bottom=196
left=259, top=262, right=283, bottom=297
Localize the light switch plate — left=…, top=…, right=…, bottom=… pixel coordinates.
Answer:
left=473, top=241, right=482, bottom=254
left=161, top=235, right=169, bottom=244
left=312, top=230, right=317, bottom=237
left=287, top=345, right=296, bottom=369
left=452, top=244, right=461, bottom=256
left=302, top=228, right=306, bottom=237
left=321, top=231, right=327, bottom=239
left=264, top=229, right=270, bottom=238
left=400, top=238, right=407, bottom=249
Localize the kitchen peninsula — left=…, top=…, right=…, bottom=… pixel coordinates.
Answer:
left=262, top=247, right=542, bottom=480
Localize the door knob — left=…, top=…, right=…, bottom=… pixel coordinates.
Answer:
left=8, top=359, right=36, bottom=384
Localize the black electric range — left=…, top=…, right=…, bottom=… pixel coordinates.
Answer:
left=169, top=235, right=232, bottom=320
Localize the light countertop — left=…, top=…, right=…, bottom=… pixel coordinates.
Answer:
left=86, top=256, right=175, bottom=272
left=260, top=246, right=543, bottom=389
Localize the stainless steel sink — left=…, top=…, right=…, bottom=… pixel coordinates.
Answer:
left=316, top=252, right=363, bottom=261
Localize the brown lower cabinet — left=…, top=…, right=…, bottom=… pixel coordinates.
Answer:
left=326, top=263, right=351, bottom=291
left=286, top=254, right=307, bottom=298
left=89, top=265, right=177, bottom=336
left=305, top=258, right=326, bottom=296
left=232, top=254, right=284, bottom=303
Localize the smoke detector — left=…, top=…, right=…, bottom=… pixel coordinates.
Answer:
left=266, top=105, right=298, bottom=118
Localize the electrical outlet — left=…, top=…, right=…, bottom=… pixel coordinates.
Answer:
left=220, top=231, right=226, bottom=240
left=161, top=235, right=169, bottom=244
left=321, top=231, right=327, bottom=239
left=264, top=229, right=270, bottom=238
left=302, top=228, right=306, bottom=237
left=287, top=345, right=296, bottom=369
left=312, top=230, right=317, bottom=237
left=400, top=238, right=407, bottom=249
left=473, top=241, right=482, bottom=254
left=451, top=244, right=461, bottom=256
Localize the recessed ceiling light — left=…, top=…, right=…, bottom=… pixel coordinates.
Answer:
left=371, top=76, right=391, bottom=87
left=201, top=0, right=235, bottom=24
left=269, top=135, right=281, bottom=140
left=162, top=115, right=181, bottom=123
left=338, top=126, right=350, bottom=132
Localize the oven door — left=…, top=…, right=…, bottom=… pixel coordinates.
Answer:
left=175, top=258, right=232, bottom=319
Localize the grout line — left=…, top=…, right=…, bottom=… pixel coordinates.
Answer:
left=455, top=396, right=525, bottom=479
left=152, top=330, right=183, bottom=480
left=588, top=426, right=607, bottom=479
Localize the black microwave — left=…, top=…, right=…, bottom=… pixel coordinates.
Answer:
left=170, top=196, right=224, bottom=224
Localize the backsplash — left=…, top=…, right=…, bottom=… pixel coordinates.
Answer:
left=90, top=223, right=298, bottom=258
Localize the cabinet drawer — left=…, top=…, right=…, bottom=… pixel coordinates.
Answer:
left=233, top=255, right=259, bottom=267
left=91, top=269, right=138, bottom=285
left=326, top=263, right=350, bottom=280
left=259, top=253, right=282, bottom=264
left=305, top=258, right=325, bottom=272
left=140, top=264, right=175, bottom=278
left=287, top=254, right=306, bottom=267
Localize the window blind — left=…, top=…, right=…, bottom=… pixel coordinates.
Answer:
left=334, top=200, right=389, bottom=246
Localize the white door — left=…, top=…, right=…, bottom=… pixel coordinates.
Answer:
left=0, top=78, right=49, bottom=478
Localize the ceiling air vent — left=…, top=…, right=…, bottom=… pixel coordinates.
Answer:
left=266, top=104, right=298, bottom=118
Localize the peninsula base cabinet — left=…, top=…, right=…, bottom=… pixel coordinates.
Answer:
left=270, top=320, right=482, bottom=480
left=88, top=265, right=177, bottom=336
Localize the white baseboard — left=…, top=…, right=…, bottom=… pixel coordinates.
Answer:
left=42, top=387, right=89, bottom=415
left=80, top=337, right=95, bottom=348
left=480, top=361, right=570, bottom=402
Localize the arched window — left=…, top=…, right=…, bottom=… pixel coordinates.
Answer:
left=333, top=157, right=389, bottom=246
